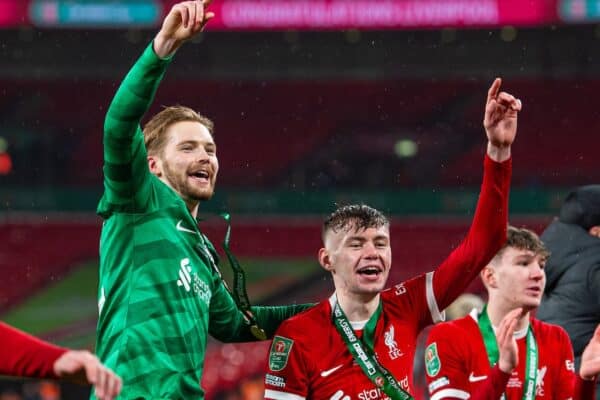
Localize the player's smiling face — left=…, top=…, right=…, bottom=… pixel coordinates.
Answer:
left=321, top=223, right=392, bottom=296
left=152, top=120, right=219, bottom=203
left=494, top=247, right=546, bottom=310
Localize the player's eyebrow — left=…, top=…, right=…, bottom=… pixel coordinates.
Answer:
left=345, top=234, right=389, bottom=243
left=345, top=235, right=366, bottom=243
left=176, top=140, right=216, bottom=148
left=513, top=253, right=535, bottom=262
left=176, top=140, right=199, bottom=147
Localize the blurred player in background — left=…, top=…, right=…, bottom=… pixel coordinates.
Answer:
left=263, top=78, right=519, bottom=400
left=444, top=293, right=485, bottom=321
left=537, top=185, right=600, bottom=398
left=0, top=322, right=121, bottom=400
left=425, top=226, right=600, bottom=399
left=95, top=1, right=310, bottom=398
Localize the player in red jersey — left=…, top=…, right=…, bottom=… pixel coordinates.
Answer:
left=425, top=226, right=600, bottom=400
left=0, top=322, right=121, bottom=400
left=263, top=78, right=520, bottom=400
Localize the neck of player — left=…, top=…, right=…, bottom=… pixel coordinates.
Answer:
left=337, top=291, right=380, bottom=322
left=487, top=300, right=530, bottom=333
left=185, top=200, right=200, bottom=219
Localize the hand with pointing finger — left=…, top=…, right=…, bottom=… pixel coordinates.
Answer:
left=154, top=0, right=215, bottom=58
left=483, top=78, right=522, bottom=162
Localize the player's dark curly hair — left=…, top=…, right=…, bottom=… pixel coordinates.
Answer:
left=322, top=204, right=389, bottom=240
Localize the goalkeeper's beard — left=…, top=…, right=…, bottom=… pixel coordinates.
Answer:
left=162, top=160, right=216, bottom=202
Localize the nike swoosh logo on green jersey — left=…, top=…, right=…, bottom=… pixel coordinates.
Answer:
left=176, top=220, right=196, bottom=234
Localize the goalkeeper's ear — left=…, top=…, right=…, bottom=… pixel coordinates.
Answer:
left=148, top=155, right=163, bottom=177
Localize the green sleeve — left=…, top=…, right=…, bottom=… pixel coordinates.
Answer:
left=208, top=278, right=312, bottom=342
left=251, top=304, right=314, bottom=337
left=99, top=41, right=172, bottom=216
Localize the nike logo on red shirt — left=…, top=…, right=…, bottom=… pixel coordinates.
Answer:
left=320, top=364, right=343, bottom=377
left=468, top=372, right=487, bottom=382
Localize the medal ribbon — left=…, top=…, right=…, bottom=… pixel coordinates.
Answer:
left=332, top=299, right=413, bottom=400
left=478, top=306, right=538, bottom=400
left=196, top=212, right=266, bottom=340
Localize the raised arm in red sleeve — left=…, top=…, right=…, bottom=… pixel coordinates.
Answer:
left=432, top=154, right=511, bottom=311
left=0, top=322, right=67, bottom=378
left=430, top=77, right=521, bottom=312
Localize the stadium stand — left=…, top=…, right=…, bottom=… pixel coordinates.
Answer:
left=2, top=80, right=599, bottom=192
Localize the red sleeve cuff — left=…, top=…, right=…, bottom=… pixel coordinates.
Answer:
left=491, top=364, right=512, bottom=388
left=487, top=364, right=512, bottom=399
left=40, top=346, right=69, bottom=379
left=484, top=153, right=512, bottom=169
left=575, top=375, right=597, bottom=400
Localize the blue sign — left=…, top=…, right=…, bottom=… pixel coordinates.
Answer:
left=559, top=0, right=600, bottom=22
left=30, top=0, right=162, bottom=27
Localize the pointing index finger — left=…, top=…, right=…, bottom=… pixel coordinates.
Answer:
left=487, top=77, right=502, bottom=103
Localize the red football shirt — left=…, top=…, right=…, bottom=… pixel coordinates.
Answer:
left=264, top=277, right=439, bottom=400
left=425, top=311, right=580, bottom=400
left=264, top=156, right=511, bottom=400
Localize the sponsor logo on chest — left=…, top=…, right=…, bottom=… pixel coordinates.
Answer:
left=177, top=258, right=211, bottom=305
left=359, top=388, right=389, bottom=400
left=326, top=378, right=410, bottom=399
left=355, top=376, right=409, bottom=400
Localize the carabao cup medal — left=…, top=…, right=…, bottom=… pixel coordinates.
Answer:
left=251, top=324, right=267, bottom=340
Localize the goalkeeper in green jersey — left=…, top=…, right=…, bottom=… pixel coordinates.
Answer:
left=94, top=1, right=310, bottom=398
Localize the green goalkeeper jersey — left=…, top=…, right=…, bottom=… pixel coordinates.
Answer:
left=94, top=42, right=309, bottom=399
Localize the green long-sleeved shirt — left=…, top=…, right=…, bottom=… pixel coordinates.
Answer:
left=95, top=42, right=310, bottom=399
